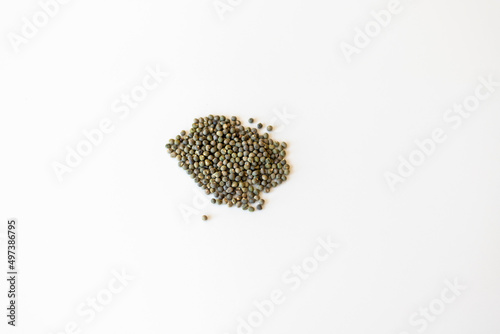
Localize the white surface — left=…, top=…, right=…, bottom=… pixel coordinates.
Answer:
left=0, top=0, right=499, bottom=333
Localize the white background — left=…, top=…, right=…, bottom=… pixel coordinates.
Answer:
left=1, top=0, right=499, bottom=333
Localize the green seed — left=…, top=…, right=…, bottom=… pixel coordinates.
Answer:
left=166, top=115, right=291, bottom=212
left=267, top=125, right=273, bottom=131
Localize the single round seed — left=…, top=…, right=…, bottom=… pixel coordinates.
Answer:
left=267, top=125, right=273, bottom=131
left=257, top=204, right=262, bottom=210
left=257, top=123, right=263, bottom=129
left=202, top=215, right=208, bottom=221
left=249, top=118, right=254, bottom=124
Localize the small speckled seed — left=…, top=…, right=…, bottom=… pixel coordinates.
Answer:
left=248, top=118, right=254, bottom=123
left=257, top=123, right=263, bottom=129
left=267, top=125, right=273, bottom=131
left=202, top=215, right=208, bottom=221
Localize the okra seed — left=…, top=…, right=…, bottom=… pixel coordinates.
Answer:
left=166, top=115, right=291, bottom=213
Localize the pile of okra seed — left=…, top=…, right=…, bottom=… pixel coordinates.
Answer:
left=166, top=115, right=290, bottom=213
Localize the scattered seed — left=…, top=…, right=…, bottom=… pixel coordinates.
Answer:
left=202, top=215, right=208, bottom=221
left=166, top=116, right=290, bottom=212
